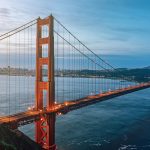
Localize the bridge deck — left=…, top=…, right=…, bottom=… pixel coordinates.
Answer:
left=0, top=83, right=150, bottom=128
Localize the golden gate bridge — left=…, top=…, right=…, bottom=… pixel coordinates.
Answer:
left=0, top=15, right=149, bottom=150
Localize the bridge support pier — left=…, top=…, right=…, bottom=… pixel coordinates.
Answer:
left=35, top=15, right=56, bottom=150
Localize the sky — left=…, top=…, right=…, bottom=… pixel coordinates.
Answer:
left=0, top=0, right=150, bottom=68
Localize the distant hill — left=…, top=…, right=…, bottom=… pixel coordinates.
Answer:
left=0, top=66, right=149, bottom=83
left=54, top=67, right=150, bottom=83
left=143, top=66, right=150, bottom=69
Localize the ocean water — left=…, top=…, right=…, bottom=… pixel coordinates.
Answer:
left=55, top=89, right=150, bottom=150
left=0, top=75, right=150, bottom=150
left=20, top=80, right=150, bottom=150
left=20, top=88, right=150, bottom=150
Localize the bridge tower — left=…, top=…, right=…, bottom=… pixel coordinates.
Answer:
left=35, top=15, right=56, bottom=150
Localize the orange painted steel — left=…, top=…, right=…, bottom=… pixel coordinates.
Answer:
left=35, top=15, right=56, bottom=150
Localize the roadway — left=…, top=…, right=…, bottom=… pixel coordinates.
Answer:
left=0, top=82, right=150, bottom=128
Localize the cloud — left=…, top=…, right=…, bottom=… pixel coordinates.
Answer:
left=0, top=0, right=150, bottom=59
left=0, top=8, right=10, bottom=17
left=110, top=26, right=149, bottom=34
